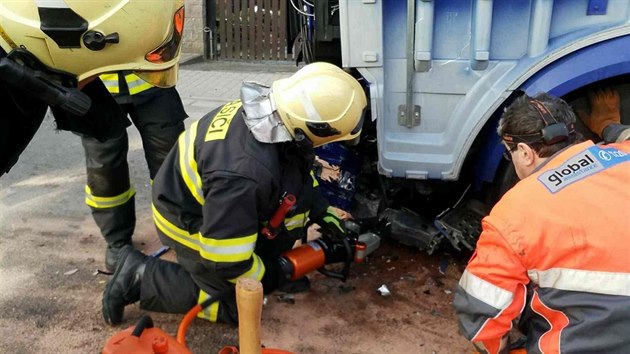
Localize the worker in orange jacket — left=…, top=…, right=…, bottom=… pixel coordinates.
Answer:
left=453, top=91, right=630, bottom=353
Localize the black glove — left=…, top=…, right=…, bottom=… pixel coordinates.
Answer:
left=51, top=78, right=130, bottom=142
left=260, top=257, right=289, bottom=294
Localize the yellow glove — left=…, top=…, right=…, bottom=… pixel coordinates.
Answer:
left=582, top=88, right=621, bottom=136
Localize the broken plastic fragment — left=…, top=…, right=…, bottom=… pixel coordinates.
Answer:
left=439, top=258, right=449, bottom=275
left=277, top=293, right=295, bottom=304
left=377, top=284, right=391, bottom=297
left=64, top=268, right=78, bottom=275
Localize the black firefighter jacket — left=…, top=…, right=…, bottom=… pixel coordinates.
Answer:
left=151, top=100, right=330, bottom=284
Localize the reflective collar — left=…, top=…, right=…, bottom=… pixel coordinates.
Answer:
left=240, top=81, right=293, bottom=144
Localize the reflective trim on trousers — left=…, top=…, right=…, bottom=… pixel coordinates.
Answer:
left=228, top=254, right=265, bottom=284
left=197, top=290, right=220, bottom=322
left=85, top=185, right=135, bottom=209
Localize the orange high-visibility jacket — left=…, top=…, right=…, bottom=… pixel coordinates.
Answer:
left=454, top=140, right=630, bottom=354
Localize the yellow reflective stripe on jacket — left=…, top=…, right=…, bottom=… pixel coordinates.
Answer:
left=85, top=185, right=135, bottom=208
left=228, top=254, right=265, bottom=284
left=125, top=73, right=154, bottom=95
left=178, top=120, right=204, bottom=205
left=99, top=73, right=120, bottom=94
left=152, top=205, right=257, bottom=262
left=196, top=290, right=219, bottom=322
left=285, top=211, right=310, bottom=231
left=311, top=171, right=319, bottom=187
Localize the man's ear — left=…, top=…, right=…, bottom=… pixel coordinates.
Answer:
left=517, top=142, right=538, bottom=166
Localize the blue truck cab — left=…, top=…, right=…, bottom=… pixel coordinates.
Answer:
left=297, top=0, right=630, bottom=252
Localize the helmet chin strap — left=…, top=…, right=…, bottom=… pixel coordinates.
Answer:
left=293, top=128, right=313, bottom=147
left=279, top=128, right=315, bottom=178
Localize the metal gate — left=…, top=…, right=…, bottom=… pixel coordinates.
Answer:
left=215, top=0, right=289, bottom=60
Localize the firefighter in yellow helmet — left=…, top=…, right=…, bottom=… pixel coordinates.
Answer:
left=102, top=62, right=368, bottom=325
left=0, top=0, right=185, bottom=176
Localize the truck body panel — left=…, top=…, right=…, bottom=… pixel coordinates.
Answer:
left=339, top=0, right=630, bottom=180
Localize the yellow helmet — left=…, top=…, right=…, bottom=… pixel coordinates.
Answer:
left=0, top=0, right=184, bottom=87
left=272, top=62, right=367, bottom=147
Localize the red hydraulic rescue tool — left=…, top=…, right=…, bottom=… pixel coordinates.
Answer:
left=102, top=194, right=380, bottom=353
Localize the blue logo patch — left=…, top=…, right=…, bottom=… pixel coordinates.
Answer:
left=538, top=145, right=630, bottom=193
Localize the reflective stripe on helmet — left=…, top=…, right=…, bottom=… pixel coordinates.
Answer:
left=35, top=0, right=87, bottom=49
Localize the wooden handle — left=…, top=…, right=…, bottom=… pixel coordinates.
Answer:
left=236, top=278, right=263, bottom=354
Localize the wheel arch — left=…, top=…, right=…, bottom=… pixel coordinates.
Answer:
left=471, top=34, right=630, bottom=193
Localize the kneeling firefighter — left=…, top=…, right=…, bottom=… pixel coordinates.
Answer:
left=0, top=0, right=185, bottom=177
left=102, top=62, right=368, bottom=325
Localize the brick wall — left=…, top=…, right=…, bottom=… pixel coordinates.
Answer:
left=182, top=0, right=204, bottom=55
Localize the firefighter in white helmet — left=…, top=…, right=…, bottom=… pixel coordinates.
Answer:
left=102, top=62, right=368, bottom=325
left=0, top=0, right=185, bottom=176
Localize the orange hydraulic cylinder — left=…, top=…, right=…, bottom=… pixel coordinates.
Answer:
left=282, top=242, right=326, bottom=281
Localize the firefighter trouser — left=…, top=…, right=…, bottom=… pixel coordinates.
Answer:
left=139, top=252, right=239, bottom=325
left=81, top=87, right=186, bottom=247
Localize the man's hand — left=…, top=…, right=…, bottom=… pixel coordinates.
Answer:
left=582, top=88, right=621, bottom=137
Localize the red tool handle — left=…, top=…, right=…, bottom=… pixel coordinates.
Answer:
left=262, top=194, right=296, bottom=239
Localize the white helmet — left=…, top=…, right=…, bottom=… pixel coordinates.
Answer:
left=0, top=0, right=185, bottom=87
left=271, top=62, right=367, bottom=147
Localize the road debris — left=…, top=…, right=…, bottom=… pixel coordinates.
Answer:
left=93, top=268, right=113, bottom=276
left=439, top=258, right=449, bottom=275
left=277, top=293, right=295, bottom=304
left=377, top=284, right=391, bottom=297
left=150, top=246, right=170, bottom=258
left=64, top=268, right=78, bottom=275
left=338, top=284, right=355, bottom=294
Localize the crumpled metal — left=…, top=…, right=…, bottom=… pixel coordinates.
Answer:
left=240, top=81, right=293, bottom=144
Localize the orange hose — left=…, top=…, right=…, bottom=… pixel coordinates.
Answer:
left=177, top=304, right=202, bottom=347
left=180, top=302, right=295, bottom=354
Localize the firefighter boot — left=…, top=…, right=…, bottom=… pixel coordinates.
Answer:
left=105, top=242, right=132, bottom=272
left=102, top=245, right=146, bottom=325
